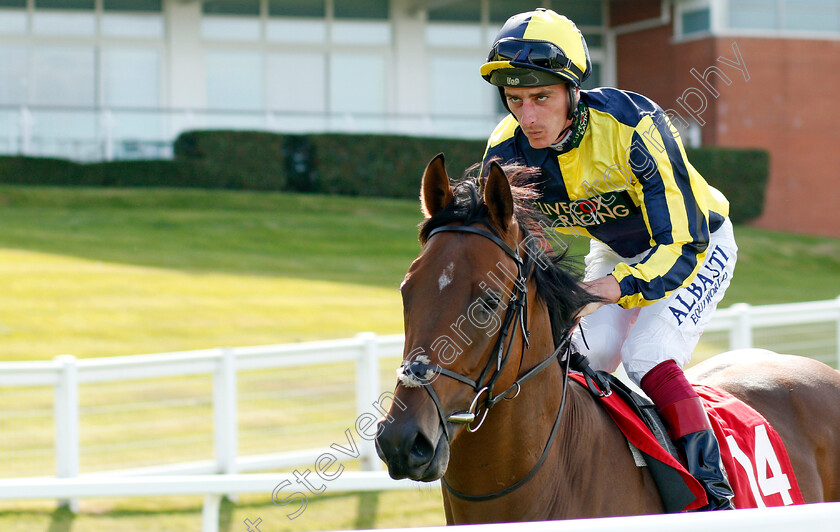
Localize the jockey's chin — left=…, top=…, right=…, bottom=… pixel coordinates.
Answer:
left=523, top=130, right=560, bottom=149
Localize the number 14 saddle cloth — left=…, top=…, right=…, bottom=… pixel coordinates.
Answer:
left=569, top=373, right=806, bottom=512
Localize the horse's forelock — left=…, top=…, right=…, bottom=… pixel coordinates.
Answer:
left=419, top=162, right=542, bottom=242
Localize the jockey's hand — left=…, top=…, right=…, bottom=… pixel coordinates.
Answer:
left=575, top=275, right=621, bottom=319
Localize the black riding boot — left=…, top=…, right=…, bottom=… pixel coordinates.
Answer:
left=675, top=428, right=736, bottom=510
left=641, top=360, right=735, bottom=510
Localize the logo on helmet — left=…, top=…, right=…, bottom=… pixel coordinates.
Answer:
left=506, top=76, right=520, bottom=86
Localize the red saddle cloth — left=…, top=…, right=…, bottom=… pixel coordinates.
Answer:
left=569, top=374, right=805, bottom=511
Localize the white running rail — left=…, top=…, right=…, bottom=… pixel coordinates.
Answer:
left=0, top=297, right=838, bottom=530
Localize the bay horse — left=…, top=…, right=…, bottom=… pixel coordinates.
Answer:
left=375, top=154, right=840, bottom=523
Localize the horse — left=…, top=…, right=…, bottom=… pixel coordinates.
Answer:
left=374, top=154, right=840, bottom=524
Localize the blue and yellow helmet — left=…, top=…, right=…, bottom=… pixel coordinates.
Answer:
left=481, top=8, right=591, bottom=88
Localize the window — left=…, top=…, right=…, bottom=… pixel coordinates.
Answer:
left=682, top=8, right=711, bottom=35
left=267, top=19, right=326, bottom=43
left=489, top=0, right=537, bottom=23
left=35, top=0, right=94, bottom=8
left=101, top=48, right=160, bottom=108
left=102, top=0, right=164, bottom=38
left=202, top=0, right=260, bottom=16
left=103, top=0, right=162, bottom=11
left=426, top=23, right=484, bottom=48
left=269, top=0, right=325, bottom=18
left=202, top=0, right=260, bottom=40
left=31, top=46, right=96, bottom=106
left=428, top=0, right=480, bottom=22
left=101, top=47, right=163, bottom=147
left=674, top=0, right=714, bottom=38
left=202, top=2, right=261, bottom=40
left=332, top=20, right=391, bottom=45
left=331, top=0, right=390, bottom=44
left=0, top=2, right=26, bottom=35
left=330, top=52, right=385, bottom=114
left=429, top=55, right=493, bottom=116
left=267, top=52, right=326, bottom=113
left=728, top=0, right=779, bottom=30
left=729, top=0, right=840, bottom=33
left=267, top=0, right=326, bottom=43
left=101, top=14, right=164, bottom=38
left=33, top=0, right=96, bottom=36
left=552, top=0, right=603, bottom=26
left=584, top=32, right=603, bottom=48
left=334, top=0, right=388, bottom=20
left=0, top=46, right=27, bottom=105
left=206, top=51, right=263, bottom=110
left=426, top=0, right=482, bottom=47
left=783, top=0, right=840, bottom=32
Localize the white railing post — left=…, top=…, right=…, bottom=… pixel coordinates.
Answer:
left=202, top=494, right=221, bottom=532
left=101, top=109, right=115, bottom=161
left=729, top=302, right=753, bottom=350
left=213, top=348, right=238, bottom=483
left=19, top=106, right=33, bottom=155
left=356, top=332, right=381, bottom=471
left=54, top=354, right=80, bottom=512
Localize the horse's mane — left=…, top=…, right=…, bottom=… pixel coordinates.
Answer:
left=419, top=163, right=600, bottom=347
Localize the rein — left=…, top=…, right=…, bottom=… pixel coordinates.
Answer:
left=398, top=222, right=577, bottom=501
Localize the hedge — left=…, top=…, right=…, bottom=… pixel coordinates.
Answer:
left=684, top=147, right=769, bottom=223
left=173, top=130, right=485, bottom=197
left=0, top=131, right=769, bottom=223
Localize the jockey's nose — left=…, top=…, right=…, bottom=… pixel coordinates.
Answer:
left=520, top=101, right=538, bottom=126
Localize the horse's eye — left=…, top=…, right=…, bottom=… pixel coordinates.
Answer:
left=483, top=290, right=503, bottom=311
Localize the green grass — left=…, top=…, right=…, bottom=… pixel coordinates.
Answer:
left=720, top=225, right=840, bottom=305
left=0, top=185, right=838, bottom=531
left=0, top=490, right=447, bottom=532
left=0, top=187, right=423, bottom=360
left=1, top=186, right=838, bottom=361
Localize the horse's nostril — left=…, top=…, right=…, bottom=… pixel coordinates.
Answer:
left=408, top=432, right=435, bottom=468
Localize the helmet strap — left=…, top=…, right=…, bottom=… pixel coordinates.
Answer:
left=551, top=124, right=574, bottom=146
left=551, top=100, right=589, bottom=153
left=566, top=86, right=579, bottom=120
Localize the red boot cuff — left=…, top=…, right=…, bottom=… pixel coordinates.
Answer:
left=660, top=397, right=712, bottom=439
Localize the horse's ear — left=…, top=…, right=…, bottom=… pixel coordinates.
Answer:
left=421, top=153, right=453, bottom=218
left=483, top=161, right=514, bottom=231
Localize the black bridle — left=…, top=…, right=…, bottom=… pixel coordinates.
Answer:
left=398, top=222, right=577, bottom=501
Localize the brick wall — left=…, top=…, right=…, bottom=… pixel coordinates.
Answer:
left=613, top=24, right=840, bottom=237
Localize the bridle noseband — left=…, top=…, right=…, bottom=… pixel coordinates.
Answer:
left=398, top=221, right=577, bottom=501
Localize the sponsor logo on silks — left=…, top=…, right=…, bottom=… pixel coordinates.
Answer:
left=507, top=76, right=520, bottom=86
left=534, top=190, right=638, bottom=229
left=669, top=245, right=731, bottom=326
left=569, top=102, right=589, bottom=149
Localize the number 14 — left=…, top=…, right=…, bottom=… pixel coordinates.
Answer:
left=725, top=424, right=793, bottom=506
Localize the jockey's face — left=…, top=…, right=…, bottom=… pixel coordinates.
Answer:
left=504, top=84, right=572, bottom=149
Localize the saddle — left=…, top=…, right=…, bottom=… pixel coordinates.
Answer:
left=568, top=354, right=701, bottom=511
left=568, top=354, right=805, bottom=512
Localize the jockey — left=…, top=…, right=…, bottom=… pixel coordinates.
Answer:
left=480, top=8, right=738, bottom=510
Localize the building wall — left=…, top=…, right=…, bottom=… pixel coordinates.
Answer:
left=610, top=0, right=663, bottom=26
left=614, top=19, right=840, bottom=238
left=712, top=37, right=840, bottom=237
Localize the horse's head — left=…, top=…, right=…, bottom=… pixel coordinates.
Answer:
left=375, top=154, right=594, bottom=482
